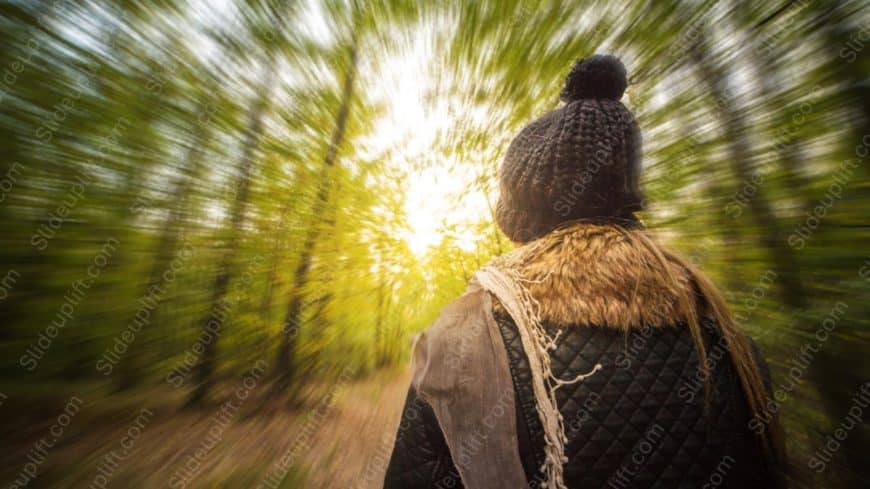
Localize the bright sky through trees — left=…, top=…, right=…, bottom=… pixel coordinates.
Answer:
left=1, top=1, right=868, bottom=487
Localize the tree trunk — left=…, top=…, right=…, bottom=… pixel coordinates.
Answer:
left=117, top=94, right=212, bottom=390
left=691, top=30, right=807, bottom=309
left=732, top=0, right=815, bottom=215
left=374, top=269, right=390, bottom=367
left=259, top=205, right=291, bottom=329
left=189, top=65, right=275, bottom=404
left=274, top=37, right=359, bottom=387
left=787, top=5, right=870, bottom=487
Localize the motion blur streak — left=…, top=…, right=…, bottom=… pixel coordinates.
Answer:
left=0, top=0, right=868, bottom=488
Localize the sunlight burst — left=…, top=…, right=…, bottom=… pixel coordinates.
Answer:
left=364, top=29, right=491, bottom=257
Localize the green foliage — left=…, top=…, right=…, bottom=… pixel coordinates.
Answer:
left=0, top=0, right=868, bottom=487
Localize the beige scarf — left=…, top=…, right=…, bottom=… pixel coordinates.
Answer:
left=473, top=266, right=601, bottom=489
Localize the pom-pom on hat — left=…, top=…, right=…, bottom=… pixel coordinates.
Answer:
left=496, top=55, right=643, bottom=243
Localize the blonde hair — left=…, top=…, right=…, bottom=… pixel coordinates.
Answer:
left=616, top=226, right=785, bottom=461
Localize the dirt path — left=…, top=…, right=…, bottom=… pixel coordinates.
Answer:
left=301, top=371, right=410, bottom=489
left=1, top=370, right=410, bottom=488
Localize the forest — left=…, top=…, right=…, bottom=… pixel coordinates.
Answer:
left=0, top=0, right=868, bottom=488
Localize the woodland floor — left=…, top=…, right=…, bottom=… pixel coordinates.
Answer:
left=0, top=369, right=410, bottom=488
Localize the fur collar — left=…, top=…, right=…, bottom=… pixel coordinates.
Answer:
left=489, top=222, right=699, bottom=329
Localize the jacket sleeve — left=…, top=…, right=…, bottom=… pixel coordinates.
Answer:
left=383, top=387, right=464, bottom=489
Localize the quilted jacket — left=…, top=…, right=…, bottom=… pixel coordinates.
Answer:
left=382, top=223, right=782, bottom=489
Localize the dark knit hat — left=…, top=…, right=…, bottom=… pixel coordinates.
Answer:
left=496, top=55, right=643, bottom=243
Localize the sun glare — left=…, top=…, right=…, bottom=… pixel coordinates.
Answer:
left=401, top=166, right=489, bottom=257
left=364, top=28, right=491, bottom=257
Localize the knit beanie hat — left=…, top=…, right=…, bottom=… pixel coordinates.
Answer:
left=495, top=55, right=643, bottom=243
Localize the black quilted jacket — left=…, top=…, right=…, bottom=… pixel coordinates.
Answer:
left=383, top=303, right=779, bottom=488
